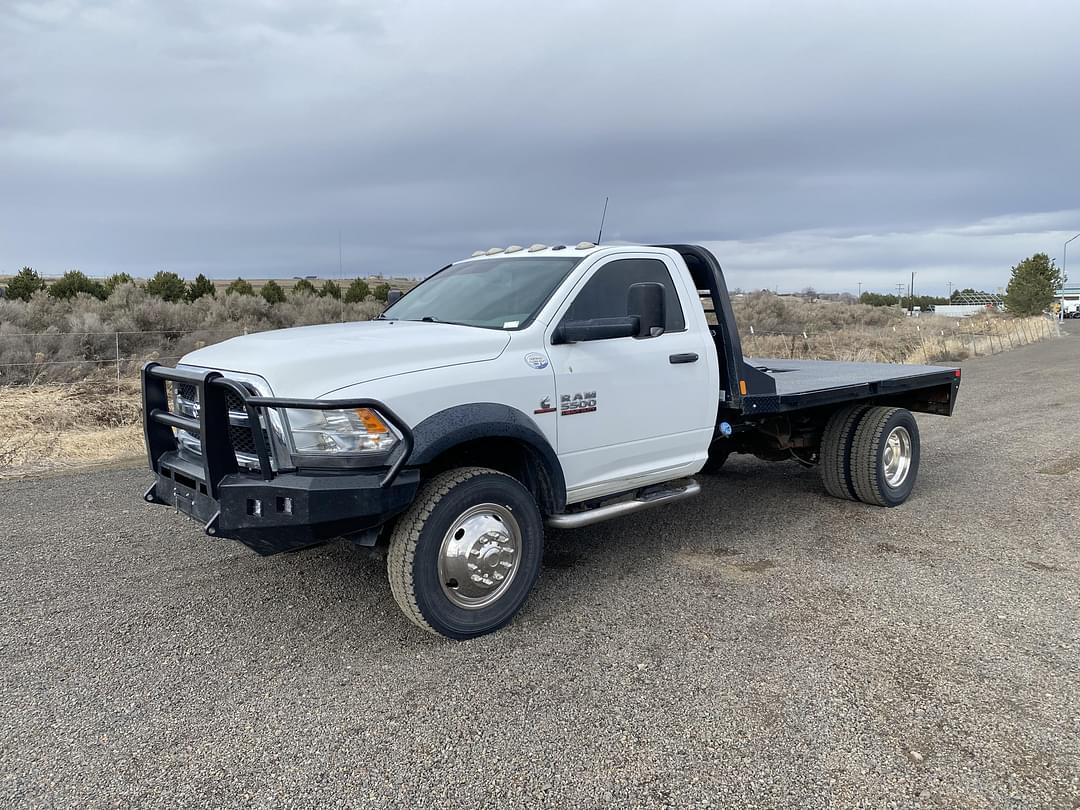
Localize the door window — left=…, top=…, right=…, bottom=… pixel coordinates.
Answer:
left=563, top=258, right=686, bottom=332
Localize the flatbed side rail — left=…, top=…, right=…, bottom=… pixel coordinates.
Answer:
left=141, top=362, right=414, bottom=496
left=739, top=367, right=961, bottom=416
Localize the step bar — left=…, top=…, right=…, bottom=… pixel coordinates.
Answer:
left=546, top=479, right=701, bottom=529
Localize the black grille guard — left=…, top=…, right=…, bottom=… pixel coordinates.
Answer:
left=141, top=362, right=414, bottom=497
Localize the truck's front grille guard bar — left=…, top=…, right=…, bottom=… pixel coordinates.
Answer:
left=142, top=362, right=414, bottom=496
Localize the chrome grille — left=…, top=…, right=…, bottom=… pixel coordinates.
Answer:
left=174, top=382, right=273, bottom=469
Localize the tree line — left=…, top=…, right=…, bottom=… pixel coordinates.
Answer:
left=1, top=268, right=393, bottom=306
left=6, top=252, right=1063, bottom=318
left=854, top=253, right=1063, bottom=317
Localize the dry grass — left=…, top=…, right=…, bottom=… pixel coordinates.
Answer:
left=0, top=379, right=143, bottom=478
left=739, top=311, right=1056, bottom=365
left=0, top=306, right=1059, bottom=477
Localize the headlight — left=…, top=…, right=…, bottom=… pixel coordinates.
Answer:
left=285, top=407, right=398, bottom=455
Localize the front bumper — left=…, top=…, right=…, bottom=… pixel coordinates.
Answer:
left=147, top=451, right=419, bottom=555
left=141, top=362, right=417, bottom=555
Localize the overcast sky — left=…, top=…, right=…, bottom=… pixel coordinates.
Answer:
left=3, top=0, right=1078, bottom=295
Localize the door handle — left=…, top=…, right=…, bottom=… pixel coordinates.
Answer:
left=669, top=353, right=699, bottom=364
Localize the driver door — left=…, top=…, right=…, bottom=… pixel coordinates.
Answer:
left=546, top=254, right=713, bottom=501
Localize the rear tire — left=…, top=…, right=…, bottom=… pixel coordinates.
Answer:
left=387, top=467, right=544, bottom=639
left=820, top=404, right=871, bottom=500
left=850, top=407, right=920, bottom=507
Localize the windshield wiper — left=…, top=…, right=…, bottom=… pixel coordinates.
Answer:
left=403, top=315, right=475, bottom=327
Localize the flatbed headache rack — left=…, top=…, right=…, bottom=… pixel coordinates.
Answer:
left=141, top=362, right=415, bottom=503
left=657, top=244, right=960, bottom=420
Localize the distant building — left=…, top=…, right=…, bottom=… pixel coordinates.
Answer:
left=1056, top=285, right=1080, bottom=318
left=932, top=304, right=987, bottom=317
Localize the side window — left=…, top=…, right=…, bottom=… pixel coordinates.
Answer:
left=563, top=258, right=686, bottom=332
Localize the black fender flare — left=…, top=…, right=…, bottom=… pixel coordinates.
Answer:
left=408, top=403, right=566, bottom=513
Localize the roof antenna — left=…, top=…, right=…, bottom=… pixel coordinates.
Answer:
left=595, top=196, right=609, bottom=244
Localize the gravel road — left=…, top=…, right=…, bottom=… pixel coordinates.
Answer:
left=2, top=325, right=1078, bottom=809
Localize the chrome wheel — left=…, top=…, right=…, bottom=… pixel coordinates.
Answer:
left=438, top=503, right=521, bottom=609
left=882, top=426, right=912, bottom=487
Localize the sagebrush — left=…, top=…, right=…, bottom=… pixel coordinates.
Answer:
left=0, top=284, right=383, bottom=384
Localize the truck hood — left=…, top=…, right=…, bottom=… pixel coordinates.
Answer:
left=179, top=319, right=510, bottom=397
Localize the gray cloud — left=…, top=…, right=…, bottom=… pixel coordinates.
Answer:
left=2, top=0, right=1078, bottom=296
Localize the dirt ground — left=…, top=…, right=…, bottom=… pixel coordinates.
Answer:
left=0, top=321, right=1077, bottom=809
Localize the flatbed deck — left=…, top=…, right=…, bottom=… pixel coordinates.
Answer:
left=740, top=357, right=959, bottom=414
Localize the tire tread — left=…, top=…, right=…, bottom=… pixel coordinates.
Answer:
left=820, top=404, right=869, bottom=500
left=386, top=466, right=507, bottom=636
left=851, top=406, right=902, bottom=506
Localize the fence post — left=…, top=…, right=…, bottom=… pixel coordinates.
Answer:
left=115, top=331, right=121, bottom=395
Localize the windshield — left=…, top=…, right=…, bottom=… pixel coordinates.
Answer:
left=383, top=257, right=582, bottom=329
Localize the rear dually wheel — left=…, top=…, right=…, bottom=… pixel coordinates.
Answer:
left=849, top=407, right=921, bottom=507
left=819, top=404, right=871, bottom=500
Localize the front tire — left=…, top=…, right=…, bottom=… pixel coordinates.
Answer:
left=850, top=407, right=920, bottom=507
left=387, top=467, right=544, bottom=639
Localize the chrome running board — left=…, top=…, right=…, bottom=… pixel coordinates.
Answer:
left=546, top=479, right=701, bottom=529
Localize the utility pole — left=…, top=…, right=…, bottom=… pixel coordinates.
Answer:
left=857, top=281, right=862, bottom=301
left=947, top=281, right=952, bottom=300
left=910, top=271, right=916, bottom=313
left=1065, top=232, right=1080, bottom=286
left=896, top=282, right=905, bottom=310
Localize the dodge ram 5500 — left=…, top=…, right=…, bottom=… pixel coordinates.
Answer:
left=142, top=243, right=961, bottom=638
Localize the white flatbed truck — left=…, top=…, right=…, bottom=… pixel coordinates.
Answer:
left=142, top=243, right=961, bottom=638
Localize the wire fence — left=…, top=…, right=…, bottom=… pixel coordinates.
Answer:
left=738, top=314, right=1059, bottom=365
left=0, top=315, right=1062, bottom=388
left=0, top=314, right=1063, bottom=476
left=0, top=327, right=252, bottom=388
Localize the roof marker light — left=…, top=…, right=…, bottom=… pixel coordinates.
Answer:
left=527, top=244, right=547, bottom=252
left=576, top=241, right=596, bottom=250
left=504, top=245, right=523, bottom=253
left=471, top=250, right=485, bottom=257
left=485, top=247, right=504, bottom=255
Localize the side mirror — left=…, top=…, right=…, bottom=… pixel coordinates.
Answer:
left=553, top=316, right=640, bottom=344
left=386, top=289, right=403, bottom=305
left=627, top=282, right=665, bottom=337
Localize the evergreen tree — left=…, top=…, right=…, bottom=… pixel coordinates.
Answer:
left=225, top=277, right=256, bottom=296
left=47, top=270, right=107, bottom=300
left=1004, top=253, right=1061, bottom=316
left=104, top=272, right=135, bottom=295
left=260, top=279, right=286, bottom=304
left=5, top=267, right=45, bottom=301
left=320, top=279, right=341, bottom=299
left=187, top=273, right=216, bottom=301
left=145, top=270, right=188, bottom=302
left=344, top=278, right=371, bottom=303
left=373, top=282, right=391, bottom=302
left=293, top=278, right=318, bottom=296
